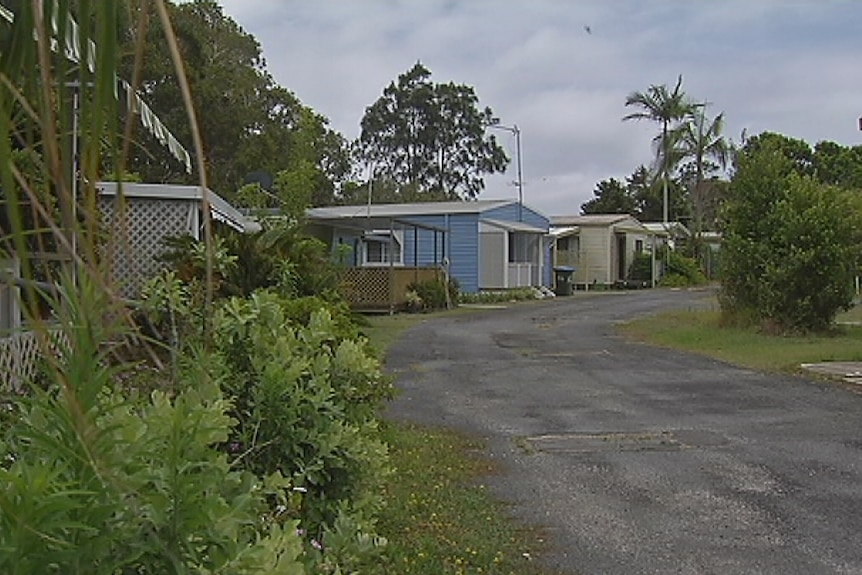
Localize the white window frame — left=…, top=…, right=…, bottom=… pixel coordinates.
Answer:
left=362, top=230, right=403, bottom=267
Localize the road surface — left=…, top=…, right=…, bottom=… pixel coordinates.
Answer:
left=384, top=289, right=862, bottom=575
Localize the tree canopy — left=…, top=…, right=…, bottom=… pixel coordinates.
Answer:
left=357, top=62, right=509, bottom=201
left=119, top=0, right=349, bottom=206
left=580, top=165, right=689, bottom=222
left=720, top=132, right=862, bottom=332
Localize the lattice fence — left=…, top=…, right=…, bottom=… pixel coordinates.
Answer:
left=100, top=196, right=195, bottom=299
left=342, top=268, right=391, bottom=308
left=341, top=267, right=439, bottom=310
left=0, top=328, right=69, bottom=393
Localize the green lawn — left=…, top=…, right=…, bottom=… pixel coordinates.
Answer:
left=619, top=304, right=862, bottom=373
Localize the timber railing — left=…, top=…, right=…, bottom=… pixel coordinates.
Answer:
left=341, top=266, right=440, bottom=311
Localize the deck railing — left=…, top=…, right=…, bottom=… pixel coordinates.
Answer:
left=341, top=266, right=441, bottom=310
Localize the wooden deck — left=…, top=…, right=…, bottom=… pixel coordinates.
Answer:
left=341, top=266, right=441, bottom=311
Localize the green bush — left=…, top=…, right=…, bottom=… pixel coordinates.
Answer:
left=659, top=251, right=706, bottom=287
left=406, top=276, right=456, bottom=311
left=458, top=287, right=539, bottom=304
left=627, top=252, right=653, bottom=283
left=721, top=138, right=862, bottom=332
left=0, top=289, right=305, bottom=574
left=213, top=291, right=392, bottom=563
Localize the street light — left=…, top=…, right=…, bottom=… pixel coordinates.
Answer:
left=488, top=123, right=523, bottom=221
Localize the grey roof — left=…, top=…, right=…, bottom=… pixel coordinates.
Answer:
left=642, top=222, right=691, bottom=238
left=97, top=181, right=260, bottom=233
left=308, top=199, right=517, bottom=220
left=481, top=218, right=548, bottom=234
left=551, top=214, right=635, bottom=227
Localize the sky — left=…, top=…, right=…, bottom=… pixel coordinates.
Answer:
left=215, top=0, right=862, bottom=217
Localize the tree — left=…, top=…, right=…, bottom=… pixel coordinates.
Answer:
left=120, top=0, right=349, bottom=205
left=623, top=75, right=697, bottom=223
left=676, top=106, right=729, bottom=235
left=720, top=134, right=862, bottom=332
left=622, top=165, right=689, bottom=223
left=580, top=178, right=635, bottom=214
left=358, top=62, right=508, bottom=201
left=812, top=140, right=862, bottom=190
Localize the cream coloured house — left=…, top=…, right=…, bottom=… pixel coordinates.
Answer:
left=550, top=214, right=656, bottom=288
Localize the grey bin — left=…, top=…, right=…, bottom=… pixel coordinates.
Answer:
left=553, top=266, right=575, bottom=296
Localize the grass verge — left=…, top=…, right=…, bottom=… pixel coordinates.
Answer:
left=373, top=422, right=550, bottom=575
left=363, top=310, right=556, bottom=575
left=619, top=307, right=862, bottom=372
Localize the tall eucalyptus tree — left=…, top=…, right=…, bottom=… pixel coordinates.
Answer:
left=358, top=62, right=508, bottom=201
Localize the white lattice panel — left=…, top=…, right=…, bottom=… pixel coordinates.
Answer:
left=0, top=329, right=68, bottom=393
left=100, top=196, right=195, bottom=299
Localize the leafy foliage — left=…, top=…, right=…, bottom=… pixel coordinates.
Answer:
left=121, top=0, right=349, bottom=205
left=0, top=294, right=305, bottom=575
left=405, top=276, right=457, bottom=311
left=627, top=252, right=653, bottom=283
left=676, top=106, right=729, bottom=236
left=720, top=135, right=862, bottom=332
left=580, top=177, right=635, bottom=215
left=358, top=62, right=508, bottom=201
left=580, top=165, right=689, bottom=222
left=212, top=292, right=393, bottom=548
left=658, top=251, right=706, bottom=287
left=623, top=75, right=698, bottom=223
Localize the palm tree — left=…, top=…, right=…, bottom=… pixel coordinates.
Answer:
left=623, top=75, right=696, bottom=224
left=676, top=105, right=729, bottom=236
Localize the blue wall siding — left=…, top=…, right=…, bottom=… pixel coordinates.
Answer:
left=448, top=214, right=480, bottom=293
left=403, top=213, right=480, bottom=292
left=401, top=225, right=446, bottom=266
left=317, top=203, right=554, bottom=294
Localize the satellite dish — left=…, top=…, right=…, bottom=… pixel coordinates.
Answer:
left=242, top=170, right=274, bottom=192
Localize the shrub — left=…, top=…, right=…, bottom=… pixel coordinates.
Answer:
left=721, top=139, right=862, bottom=332
left=213, top=292, right=393, bottom=558
left=659, top=251, right=706, bottom=287
left=406, top=276, right=456, bottom=311
left=627, top=252, right=653, bottom=283
left=0, top=291, right=306, bottom=575
left=458, top=287, right=539, bottom=304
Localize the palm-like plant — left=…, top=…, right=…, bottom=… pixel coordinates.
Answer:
left=623, top=75, right=696, bottom=223
left=676, top=106, right=729, bottom=235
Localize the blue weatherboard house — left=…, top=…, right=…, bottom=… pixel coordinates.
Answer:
left=306, top=200, right=550, bottom=299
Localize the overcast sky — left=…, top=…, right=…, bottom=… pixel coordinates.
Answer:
left=215, top=0, right=861, bottom=216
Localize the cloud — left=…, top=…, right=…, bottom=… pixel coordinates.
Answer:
left=215, top=0, right=862, bottom=215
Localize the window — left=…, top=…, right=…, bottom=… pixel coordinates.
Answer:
left=635, top=239, right=644, bottom=253
left=363, top=232, right=402, bottom=266
left=508, top=232, right=537, bottom=263
left=557, top=237, right=569, bottom=251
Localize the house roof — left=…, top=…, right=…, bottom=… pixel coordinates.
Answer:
left=481, top=218, right=547, bottom=234
left=551, top=214, right=633, bottom=227
left=642, top=222, right=691, bottom=238
left=551, top=213, right=652, bottom=233
left=550, top=226, right=579, bottom=238
left=308, top=199, right=517, bottom=220
left=96, top=182, right=260, bottom=233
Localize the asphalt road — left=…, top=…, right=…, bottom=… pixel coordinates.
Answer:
left=384, top=289, right=862, bottom=575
